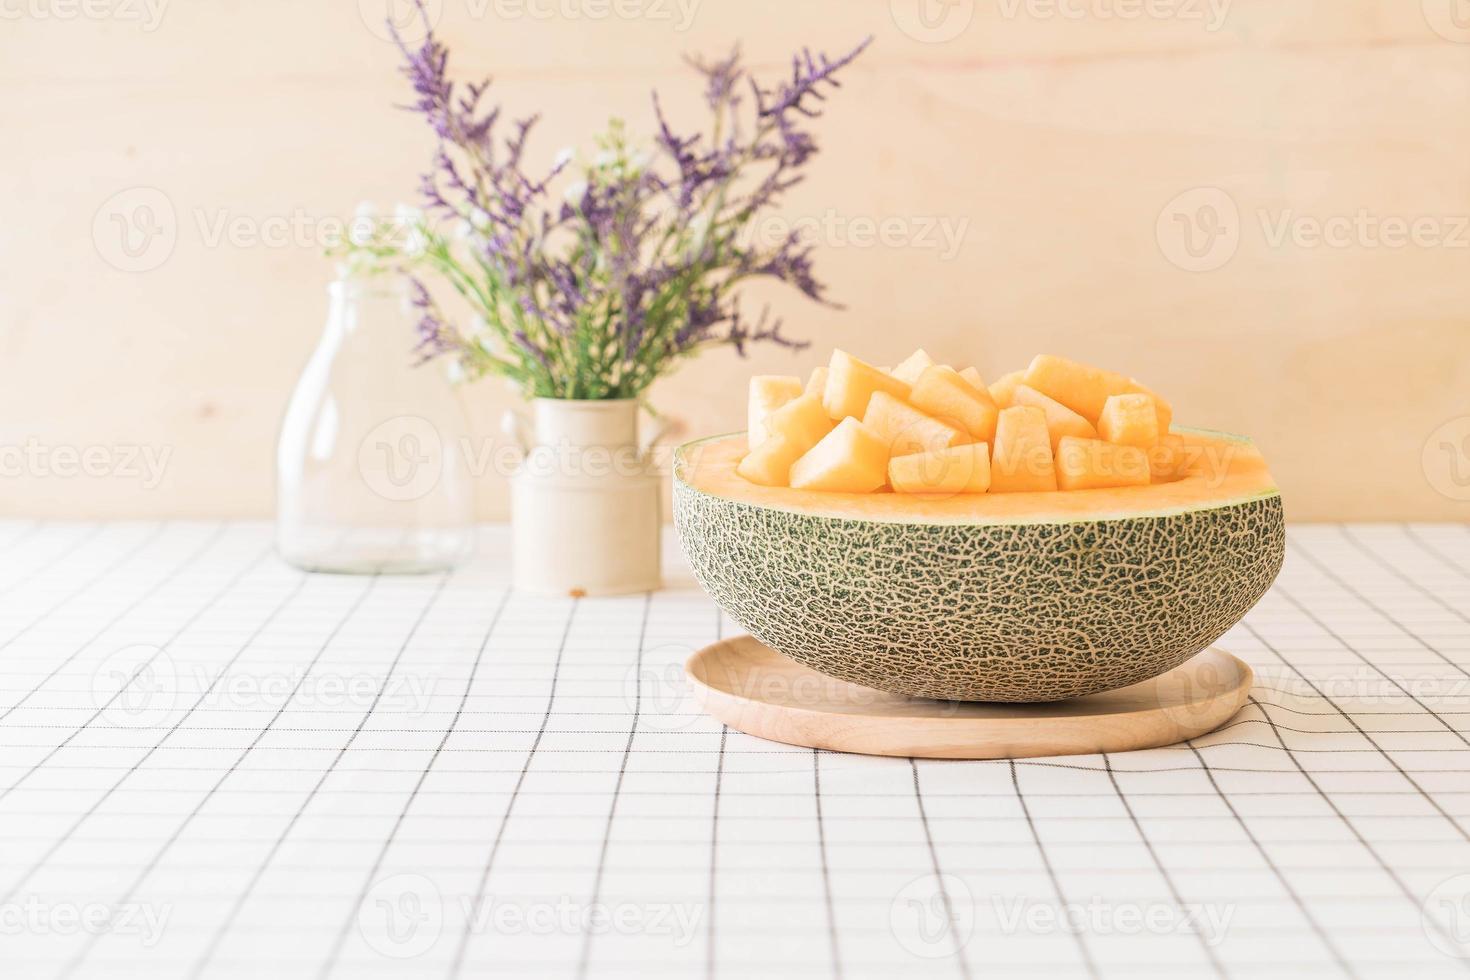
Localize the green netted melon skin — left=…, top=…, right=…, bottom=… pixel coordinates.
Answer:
left=674, top=481, right=1284, bottom=702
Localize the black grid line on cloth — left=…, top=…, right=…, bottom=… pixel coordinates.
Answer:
left=575, top=591, right=653, bottom=980
left=707, top=602, right=726, bottom=980
left=447, top=596, right=580, bottom=979
left=0, top=522, right=101, bottom=600
left=1402, top=524, right=1470, bottom=577
left=813, top=748, right=844, bottom=980
left=1247, top=694, right=1467, bottom=955
left=1099, top=752, right=1227, bottom=978
left=188, top=572, right=449, bottom=978
left=313, top=587, right=511, bottom=979
left=0, top=521, right=179, bottom=724
left=0, top=527, right=246, bottom=815
left=910, top=760, right=972, bottom=980
left=1009, top=758, right=1100, bottom=979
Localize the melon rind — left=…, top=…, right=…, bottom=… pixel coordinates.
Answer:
left=674, top=439, right=1284, bottom=703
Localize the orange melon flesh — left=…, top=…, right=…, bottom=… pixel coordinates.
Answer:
left=988, top=371, right=1023, bottom=408
left=1010, top=384, right=1097, bottom=449
left=888, top=443, right=991, bottom=495
left=747, top=376, right=803, bottom=445
left=805, top=366, right=828, bottom=396
left=909, top=366, right=999, bottom=444
left=1149, top=433, right=1192, bottom=483
left=789, top=417, right=888, bottom=493
left=682, top=429, right=1275, bottom=525
left=822, top=350, right=912, bottom=421
left=1055, top=436, right=1150, bottom=491
left=1024, top=354, right=1172, bottom=432
left=862, top=390, right=970, bottom=458
left=990, top=406, right=1057, bottom=493
left=959, top=367, right=986, bottom=390
left=891, top=349, right=936, bottom=385
left=1097, top=393, right=1160, bottom=449
left=763, top=393, right=834, bottom=450
left=736, top=433, right=805, bottom=487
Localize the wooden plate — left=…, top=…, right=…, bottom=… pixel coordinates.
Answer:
left=685, top=635, right=1253, bottom=760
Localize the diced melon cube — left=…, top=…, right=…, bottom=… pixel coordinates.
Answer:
left=822, top=350, right=912, bottom=421
left=805, top=366, right=829, bottom=396
left=789, top=418, right=889, bottom=493
left=1011, top=384, right=1098, bottom=450
left=747, top=376, right=802, bottom=445
left=891, top=349, right=936, bottom=385
left=909, top=366, right=999, bottom=444
left=888, top=444, right=991, bottom=495
left=1097, top=393, right=1160, bottom=449
left=765, top=393, right=835, bottom=449
left=736, top=433, right=805, bottom=487
left=1055, top=436, right=1150, bottom=491
left=1023, top=354, right=1172, bottom=431
left=1148, top=433, right=1192, bottom=483
left=862, top=390, right=971, bottom=459
left=990, top=406, right=1057, bottom=493
left=988, top=370, right=1023, bottom=408
left=959, top=366, right=986, bottom=390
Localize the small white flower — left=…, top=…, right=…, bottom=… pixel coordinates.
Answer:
left=552, top=146, right=575, bottom=170
left=404, top=227, right=430, bottom=258
left=454, top=219, right=475, bottom=241
left=469, top=207, right=492, bottom=229
left=563, top=180, right=588, bottom=203
left=348, top=215, right=377, bottom=247
left=594, top=149, right=617, bottom=168
left=354, top=201, right=379, bottom=220
left=447, top=359, right=467, bottom=385
left=630, top=150, right=652, bottom=171
left=394, top=203, right=425, bottom=228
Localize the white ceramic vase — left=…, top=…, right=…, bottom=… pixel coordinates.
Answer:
left=504, top=399, right=664, bottom=596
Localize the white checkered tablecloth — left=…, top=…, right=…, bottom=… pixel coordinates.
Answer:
left=0, top=521, right=1467, bottom=979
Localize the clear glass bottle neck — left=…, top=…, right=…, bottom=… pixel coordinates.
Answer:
left=327, top=277, right=412, bottom=339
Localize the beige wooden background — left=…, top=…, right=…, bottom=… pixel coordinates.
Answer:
left=4, top=0, right=1470, bottom=520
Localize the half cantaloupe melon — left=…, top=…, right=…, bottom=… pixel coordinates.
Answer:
left=675, top=428, right=1283, bottom=702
